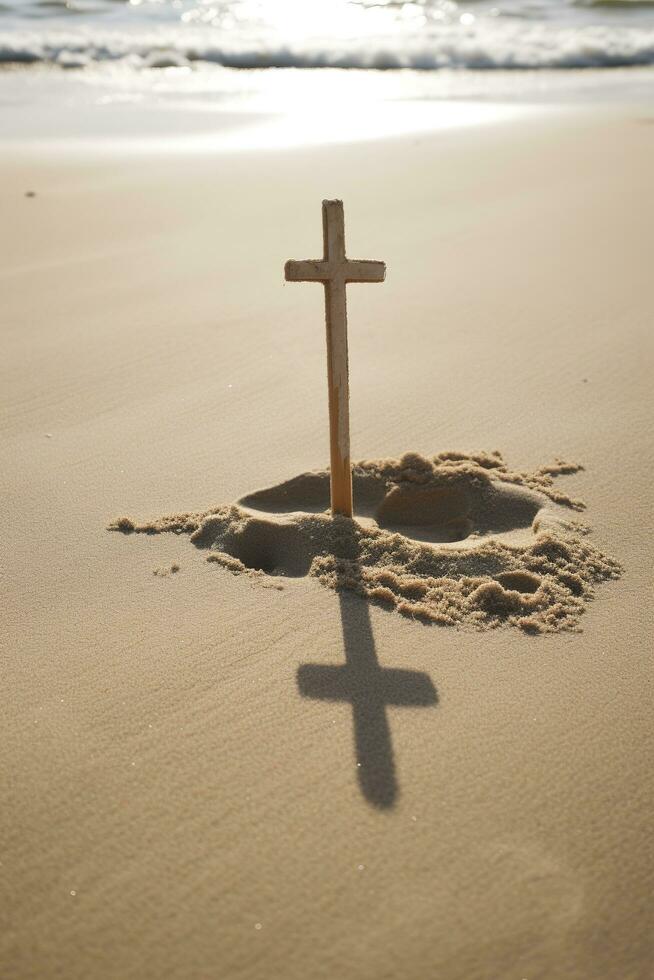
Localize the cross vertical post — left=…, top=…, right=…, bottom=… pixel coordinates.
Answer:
left=285, top=200, right=385, bottom=518
left=323, top=201, right=351, bottom=517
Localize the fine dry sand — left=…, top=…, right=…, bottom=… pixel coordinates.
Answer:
left=2, top=105, right=653, bottom=979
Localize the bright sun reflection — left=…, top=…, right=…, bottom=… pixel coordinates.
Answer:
left=179, top=0, right=432, bottom=37
left=208, top=99, right=528, bottom=153
left=70, top=61, right=538, bottom=155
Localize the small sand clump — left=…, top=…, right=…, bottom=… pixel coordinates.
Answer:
left=153, top=562, right=181, bottom=577
left=110, top=516, right=135, bottom=534
left=109, top=451, right=621, bottom=634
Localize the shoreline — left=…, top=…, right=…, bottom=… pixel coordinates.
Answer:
left=1, top=62, right=653, bottom=150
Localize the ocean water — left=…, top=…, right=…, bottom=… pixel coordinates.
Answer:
left=1, top=0, right=652, bottom=144
left=2, top=0, right=654, bottom=72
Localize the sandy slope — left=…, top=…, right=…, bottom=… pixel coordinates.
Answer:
left=1, top=106, right=653, bottom=979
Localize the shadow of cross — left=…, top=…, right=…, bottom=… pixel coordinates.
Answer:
left=297, top=565, right=438, bottom=809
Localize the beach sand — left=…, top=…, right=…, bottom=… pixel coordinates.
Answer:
left=2, top=105, right=653, bottom=979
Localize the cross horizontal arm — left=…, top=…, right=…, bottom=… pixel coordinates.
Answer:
left=344, top=260, right=386, bottom=284
left=285, top=259, right=330, bottom=283
left=285, top=259, right=386, bottom=284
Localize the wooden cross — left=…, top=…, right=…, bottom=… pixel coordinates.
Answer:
left=285, top=200, right=386, bottom=517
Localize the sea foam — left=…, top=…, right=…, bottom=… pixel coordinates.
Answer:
left=1, top=19, right=654, bottom=71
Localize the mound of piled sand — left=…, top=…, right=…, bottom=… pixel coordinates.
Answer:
left=109, top=451, right=621, bottom=634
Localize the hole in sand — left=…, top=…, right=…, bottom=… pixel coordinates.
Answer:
left=222, top=522, right=313, bottom=577
left=240, top=473, right=331, bottom=514
left=496, top=571, right=541, bottom=594
left=375, top=484, right=473, bottom=543
left=111, top=452, right=621, bottom=633
left=239, top=468, right=543, bottom=546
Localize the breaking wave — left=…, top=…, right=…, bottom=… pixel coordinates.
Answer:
left=2, top=0, right=653, bottom=73
left=1, top=22, right=654, bottom=70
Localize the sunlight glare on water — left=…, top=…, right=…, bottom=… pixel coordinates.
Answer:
left=208, top=98, right=529, bottom=152
left=177, top=0, right=448, bottom=37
